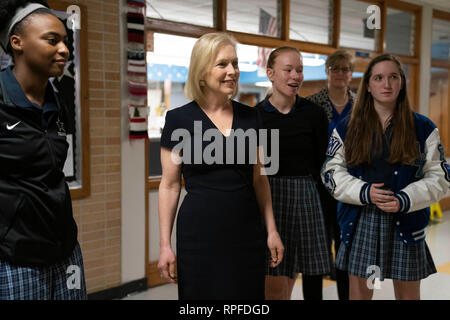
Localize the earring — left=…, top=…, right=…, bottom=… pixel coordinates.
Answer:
left=199, top=80, right=205, bottom=87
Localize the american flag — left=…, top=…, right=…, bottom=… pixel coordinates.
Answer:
left=257, top=8, right=278, bottom=75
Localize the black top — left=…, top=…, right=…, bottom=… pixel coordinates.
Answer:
left=160, top=100, right=266, bottom=299
left=161, top=100, right=261, bottom=192
left=0, top=68, right=77, bottom=266
left=256, top=95, right=329, bottom=178
left=362, top=121, right=397, bottom=190
left=1, top=67, right=59, bottom=127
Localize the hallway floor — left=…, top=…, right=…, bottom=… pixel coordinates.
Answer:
left=124, top=211, right=450, bottom=300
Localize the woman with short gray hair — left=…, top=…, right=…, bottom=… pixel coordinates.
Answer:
left=306, top=49, right=356, bottom=300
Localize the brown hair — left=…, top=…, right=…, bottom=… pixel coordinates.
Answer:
left=344, top=54, right=418, bottom=167
left=326, top=49, right=355, bottom=72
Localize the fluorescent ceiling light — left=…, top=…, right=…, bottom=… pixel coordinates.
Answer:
left=238, top=62, right=258, bottom=72
left=302, top=54, right=325, bottom=67
left=147, top=53, right=190, bottom=67
left=255, top=81, right=272, bottom=87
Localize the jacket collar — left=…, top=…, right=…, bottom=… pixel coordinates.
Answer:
left=0, top=66, right=59, bottom=114
left=261, top=95, right=301, bottom=114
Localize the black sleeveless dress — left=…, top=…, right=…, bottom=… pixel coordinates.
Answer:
left=160, top=100, right=266, bottom=300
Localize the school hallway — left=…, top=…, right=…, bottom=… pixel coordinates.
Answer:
left=123, top=210, right=450, bottom=300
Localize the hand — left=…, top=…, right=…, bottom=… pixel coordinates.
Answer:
left=157, top=246, right=177, bottom=283
left=267, top=231, right=284, bottom=268
left=370, top=183, right=395, bottom=204
left=370, top=183, right=399, bottom=213
left=376, top=198, right=400, bottom=213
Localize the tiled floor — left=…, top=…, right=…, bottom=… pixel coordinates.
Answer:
left=124, top=211, right=450, bottom=300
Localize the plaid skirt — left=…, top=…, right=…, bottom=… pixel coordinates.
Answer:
left=336, top=204, right=437, bottom=281
left=0, top=242, right=87, bottom=300
left=266, top=176, right=331, bottom=278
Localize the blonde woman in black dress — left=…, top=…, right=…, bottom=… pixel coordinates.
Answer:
left=158, top=32, right=284, bottom=300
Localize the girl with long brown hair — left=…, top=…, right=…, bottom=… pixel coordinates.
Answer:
left=321, top=54, right=450, bottom=300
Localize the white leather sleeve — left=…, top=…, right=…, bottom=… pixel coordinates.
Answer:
left=321, top=128, right=367, bottom=205
left=401, top=128, right=450, bottom=213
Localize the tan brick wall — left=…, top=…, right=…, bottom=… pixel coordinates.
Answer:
left=67, top=0, right=122, bottom=294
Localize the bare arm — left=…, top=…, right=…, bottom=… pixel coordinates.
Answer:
left=253, top=147, right=284, bottom=267
left=157, top=147, right=182, bottom=282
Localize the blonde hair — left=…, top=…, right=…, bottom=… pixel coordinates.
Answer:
left=326, top=49, right=355, bottom=72
left=267, top=46, right=300, bottom=70
left=184, top=32, right=238, bottom=104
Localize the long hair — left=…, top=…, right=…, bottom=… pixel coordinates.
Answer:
left=344, top=54, right=418, bottom=167
left=184, top=32, right=238, bottom=105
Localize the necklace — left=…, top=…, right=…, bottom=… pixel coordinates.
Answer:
left=329, top=91, right=348, bottom=108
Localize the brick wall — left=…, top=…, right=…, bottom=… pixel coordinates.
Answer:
left=67, top=0, right=122, bottom=294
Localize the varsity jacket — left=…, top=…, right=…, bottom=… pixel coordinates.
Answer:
left=0, top=69, right=78, bottom=266
left=321, top=112, right=450, bottom=246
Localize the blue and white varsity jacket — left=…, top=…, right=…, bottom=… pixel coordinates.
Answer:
left=321, top=112, right=450, bottom=246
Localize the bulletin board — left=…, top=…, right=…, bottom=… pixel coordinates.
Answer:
left=49, top=0, right=90, bottom=198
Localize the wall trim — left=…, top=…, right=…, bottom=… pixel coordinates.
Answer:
left=148, top=260, right=178, bottom=287
left=439, top=196, right=450, bottom=212
left=88, top=278, right=148, bottom=300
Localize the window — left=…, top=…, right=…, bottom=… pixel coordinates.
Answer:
left=227, top=0, right=280, bottom=37
left=430, top=68, right=449, bottom=154
left=431, top=11, right=450, bottom=154
left=289, top=0, right=332, bottom=45
left=340, top=0, right=379, bottom=51
left=236, top=43, right=273, bottom=105
left=147, top=33, right=195, bottom=139
left=146, top=0, right=214, bottom=27
left=431, top=18, right=450, bottom=61
left=385, top=8, right=415, bottom=56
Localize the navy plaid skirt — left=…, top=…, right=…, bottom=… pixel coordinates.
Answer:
left=336, top=204, right=437, bottom=281
left=0, top=242, right=87, bottom=300
left=266, top=176, right=331, bottom=278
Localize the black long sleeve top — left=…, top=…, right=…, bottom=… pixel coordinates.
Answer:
left=255, top=95, right=329, bottom=179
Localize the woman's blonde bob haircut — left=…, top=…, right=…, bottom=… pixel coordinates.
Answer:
left=184, top=32, right=238, bottom=104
